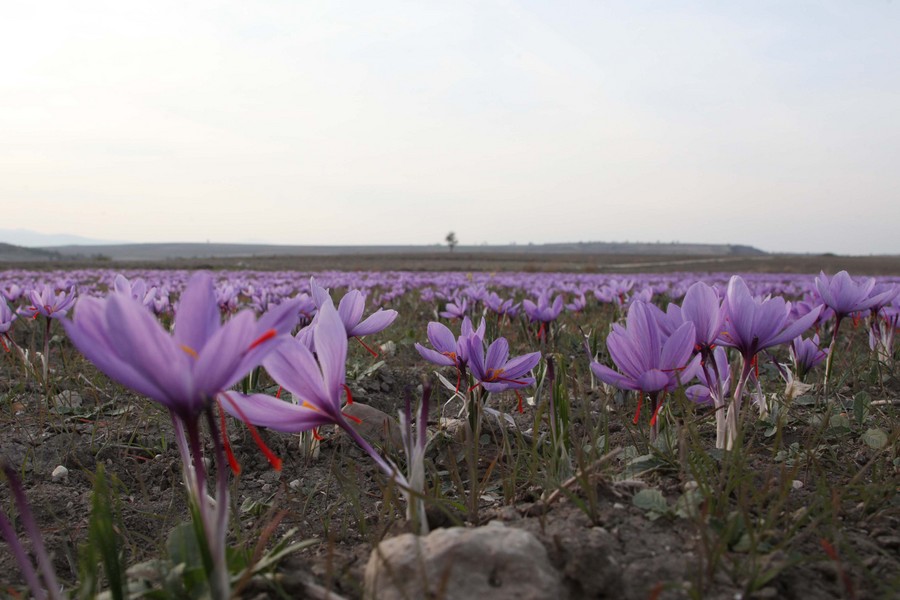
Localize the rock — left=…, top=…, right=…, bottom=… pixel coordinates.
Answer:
left=342, top=403, right=403, bottom=452
left=51, top=465, right=69, bottom=482
left=52, top=390, right=82, bottom=409
left=365, top=525, right=566, bottom=600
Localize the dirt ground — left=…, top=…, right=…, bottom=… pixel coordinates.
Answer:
left=1, top=253, right=899, bottom=599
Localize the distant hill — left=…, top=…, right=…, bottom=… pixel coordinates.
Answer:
left=0, top=228, right=125, bottom=247
left=30, top=241, right=766, bottom=261
left=0, top=242, right=62, bottom=262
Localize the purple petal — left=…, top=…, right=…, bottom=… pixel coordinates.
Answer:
left=220, top=392, right=333, bottom=432
left=337, top=290, right=366, bottom=330
left=312, top=302, right=348, bottom=407
left=349, top=309, right=398, bottom=337
left=173, top=272, right=220, bottom=355
left=590, top=362, right=639, bottom=391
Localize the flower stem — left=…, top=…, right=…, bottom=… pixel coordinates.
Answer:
left=823, top=316, right=843, bottom=399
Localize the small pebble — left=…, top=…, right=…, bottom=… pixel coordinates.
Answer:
left=51, top=465, right=68, bottom=482
left=792, top=480, right=803, bottom=490
left=289, top=479, right=302, bottom=490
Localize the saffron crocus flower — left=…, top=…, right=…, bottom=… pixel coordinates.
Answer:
left=681, top=281, right=724, bottom=355
left=565, top=293, right=587, bottom=313
left=439, top=297, right=469, bottom=320
left=717, top=276, right=821, bottom=448
left=113, top=273, right=157, bottom=309
left=790, top=334, right=828, bottom=382
left=815, top=271, right=898, bottom=392
left=523, top=292, right=564, bottom=323
left=0, top=298, right=16, bottom=339
left=815, top=271, right=897, bottom=319
left=415, top=317, right=485, bottom=392
left=414, top=317, right=485, bottom=368
left=17, top=284, right=77, bottom=320
left=64, top=272, right=301, bottom=599
left=466, top=336, right=541, bottom=395
left=65, top=272, right=300, bottom=421
left=869, top=304, right=899, bottom=365
left=309, top=278, right=398, bottom=355
left=17, top=284, right=77, bottom=384
left=225, top=301, right=407, bottom=486
left=484, top=292, right=520, bottom=319
left=590, top=301, right=700, bottom=439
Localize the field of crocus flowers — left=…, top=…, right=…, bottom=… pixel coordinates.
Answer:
left=1, top=263, right=898, bottom=599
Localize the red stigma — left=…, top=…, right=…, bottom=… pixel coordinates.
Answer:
left=633, top=392, right=643, bottom=425
left=341, top=384, right=354, bottom=405
left=247, top=328, right=277, bottom=352
left=217, top=401, right=241, bottom=475
left=355, top=336, right=379, bottom=358
left=220, top=393, right=282, bottom=471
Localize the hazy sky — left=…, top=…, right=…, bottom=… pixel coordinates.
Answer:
left=3, top=1, right=899, bottom=254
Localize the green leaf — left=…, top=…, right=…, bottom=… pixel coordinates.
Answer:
left=793, top=395, right=817, bottom=406
left=828, top=413, right=850, bottom=429
left=853, top=392, right=870, bottom=425
left=632, top=488, right=668, bottom=514
left=861, top=428, right=888, bottom=449
left=675, top=489, right=703, bottom=519
left=78, top=465, right=125, bottom=600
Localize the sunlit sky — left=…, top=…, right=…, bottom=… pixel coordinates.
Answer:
left=3, top=1, right=899, bottom=255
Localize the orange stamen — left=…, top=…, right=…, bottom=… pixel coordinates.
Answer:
left=179, top=344, right=199, bottom=359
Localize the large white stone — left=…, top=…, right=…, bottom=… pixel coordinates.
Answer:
left=365, top=524, right=566, bottom=600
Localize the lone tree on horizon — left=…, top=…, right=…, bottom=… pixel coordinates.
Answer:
left=445, top=231, right=458, bottom=252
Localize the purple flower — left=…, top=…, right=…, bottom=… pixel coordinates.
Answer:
left=565, top=293, right=587, bottom=313
left=113, top=274, right=157, bottom=309
left=466, top=336, right=541, bottom=401
left=337, top=289, right=398, bottom=338
left=309, top=278, right=397, bottom=353
left=590, top=301, right=700, bottom=436
left=790, top=334, right=828, bottom=380
left=439, top=297, right=469, bottom=320
left=716, top=275, right=821, bottom=448
left=681, top=281, right=724, bottom=353
left=63, top=272, right=300, bottom=422
left=686, top=346, right=731, bottom=406
left=63, top=271, right=300, bottom=598
left=523, top=292, right=564, bottom=323
left=17, top=284, right=77, bottom=320
left=591, top=301, right=700, bottom=395
left=815, top=271, right=897, bottom=319
left=224, top=302, right=404, bottom=482
left=2, top=285, right=23, bottom=304
left=717, top=276, right=821, bottom=361
left=0, top=299, right=16, bottom=336
left=484, top=292, right=520, bottom=319
left=414, top=317, right=485, bottom=369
